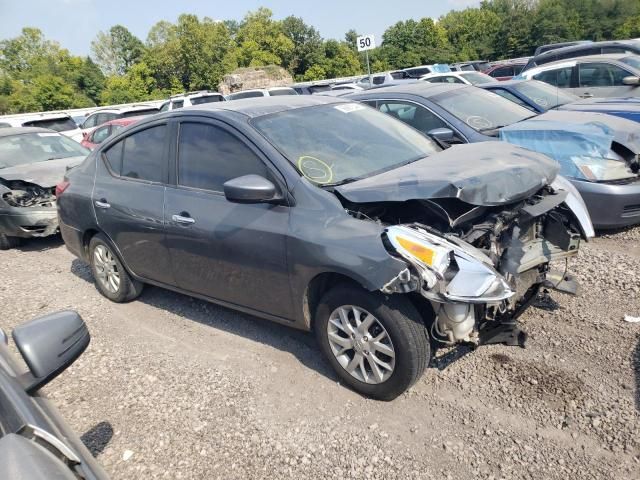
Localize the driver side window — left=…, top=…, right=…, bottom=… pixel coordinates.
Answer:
left=177, top=122, right=270, bottom=193
left=376, top=101, right=451, bottom=136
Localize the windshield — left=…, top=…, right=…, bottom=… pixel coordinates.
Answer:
left=268, top=88, right=297, bottom=96
left=512, top=80, right=578, bottom=109
left=190, top=95, right=224, bottom=105
left=620, top=55, right=640, bottom=70
left=0, top=133, right=89, bottom=169
left=252, top=103, right=440, bottom=185
left=433, top=87, right=535, bottom=133
left=228, top=91, right=265, bottom=100
left=122, top=108, right=157, bottom=118
left=459, top=72, right=496, bottom=85
left=22, top=117, right=77, bottom=132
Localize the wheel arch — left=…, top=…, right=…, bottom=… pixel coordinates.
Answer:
left=302, top=272, right=365, bottom=331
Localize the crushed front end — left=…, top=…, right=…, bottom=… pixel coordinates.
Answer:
left=0, top=179, right=59, bottom=239
left=349, top=184, right=587, bottom=348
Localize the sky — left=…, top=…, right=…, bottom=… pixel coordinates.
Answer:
left=0, top=0, right=480, bottom=56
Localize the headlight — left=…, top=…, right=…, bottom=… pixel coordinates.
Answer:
left=385, top=225, right=514, bottom=304
left=571, top=155, right=635, bottom=181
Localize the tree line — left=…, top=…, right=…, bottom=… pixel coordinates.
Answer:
left=1, top=0, right=639, bottom=114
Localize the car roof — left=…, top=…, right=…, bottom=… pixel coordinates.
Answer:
left=103, top=116, right=145, bottom=126
left=91, top=104, right=158, bottom=114
left=177, top=95, right=347, bottom=118
left=528, top=54, right=640, bottom=70
left=348, top=82, right=467, bottom=98
left=0, top=127, right=56, bottom=138
left=532, top=40, right=640, bottom=60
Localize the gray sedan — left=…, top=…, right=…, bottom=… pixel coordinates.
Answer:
left=347, top=83, right=640, bottom=229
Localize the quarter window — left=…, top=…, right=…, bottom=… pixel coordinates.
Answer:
left=120, top=125, right=166, bottom=182
left=92, top=125, right=111, bottom=144
left=177, top=123, right=269, bottom=192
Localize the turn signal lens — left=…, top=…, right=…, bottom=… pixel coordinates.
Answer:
left=397, top=237, right=436, bottom=266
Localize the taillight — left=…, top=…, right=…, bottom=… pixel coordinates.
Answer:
left=55, top=180, right=70, bottom=197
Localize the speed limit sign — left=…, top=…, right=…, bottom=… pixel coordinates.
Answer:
left=357, top=34, right=376, bottom=52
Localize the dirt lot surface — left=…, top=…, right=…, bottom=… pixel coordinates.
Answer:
left=1, top=228, right=639, bottom=480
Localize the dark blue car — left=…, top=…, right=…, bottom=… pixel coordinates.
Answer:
left=480, top=79, right=640, bottom=124
left=347, top=83, right=640, bottom=229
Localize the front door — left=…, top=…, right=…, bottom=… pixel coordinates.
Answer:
left=573, top=62, right=639, bottom=98
left=93, top=123, right=174, bottom=285
left=164, top=119, right=294, bottom=320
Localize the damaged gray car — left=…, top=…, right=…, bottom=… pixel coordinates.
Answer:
left=0, top=127, right=89, bottom=249
left=57, top=96, right=593, bottom=400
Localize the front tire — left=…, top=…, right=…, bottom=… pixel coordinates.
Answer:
left=315, top=284, right=430, bottom=401
left=89, top=233, right=143, bottom=302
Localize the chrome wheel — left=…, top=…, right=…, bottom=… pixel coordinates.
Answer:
left=327, top=305, right=396, bottom=384
left=93, top=244, right=120, bottom=294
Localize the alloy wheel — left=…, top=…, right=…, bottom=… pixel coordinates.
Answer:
left=326, top=305, right=396, bottom=384
left=93, top=244, right=121, bottom=294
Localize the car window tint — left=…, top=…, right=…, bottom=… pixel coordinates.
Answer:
left=372, top=76, right=385, bottom=85
left=92, top=126, right=111, bottom=143
left=104, top=141, right=123, bottom=175
left=443, top=76, right=464, bottom=84
left=172, top=99, right=184, bottom=109
left=178, top=122, right=269, bottom=192
left=491, top=66, right=514, bottom=77
left=120, top=125, right=165, bottom=182
left=159, top=102, right=169, bottom=112
left=377, top=101, right=448, bottom=133
left=579, top=62, right=630, bottom=87
left=533, top=67, right=573, bottom=87
left=513, top=65, right=525, bottom=75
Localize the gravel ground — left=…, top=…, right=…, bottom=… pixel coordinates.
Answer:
left=1, top=229, right=639, bottom=479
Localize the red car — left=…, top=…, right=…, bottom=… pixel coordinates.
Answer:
left=483, top=62, right=526, bottom=81
left=80, top=116, right=142, bottom=150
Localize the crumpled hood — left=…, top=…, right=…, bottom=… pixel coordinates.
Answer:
left=0, top=156, right=84, bottom=187
left=336, top=143, right=559, bottom=206
left=535, top=110, right=640, bottom=153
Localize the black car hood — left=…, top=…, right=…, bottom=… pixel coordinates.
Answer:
left=0, top=156, right=84, bottom=187
left=336, top=143, right=559, bottom=206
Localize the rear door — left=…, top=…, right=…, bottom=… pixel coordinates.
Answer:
left=574, top=61, right=639, bottom=98
left=164, top=118, right=294, bottom=319
left=93, top=121, right=174, bottom=284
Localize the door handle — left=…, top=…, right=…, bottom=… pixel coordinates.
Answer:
left=581, top=92, right=594, bottom=98
left=172, top=214, right=195, bottom=225
left=95, top=199, right=110, bottom=209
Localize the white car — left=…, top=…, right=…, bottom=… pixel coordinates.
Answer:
left=159, top=91, right=226, bottom=111
left=356, top=70, right=416, bottom=89
left=517, top=54, right=640, bottom=99
left=226, top=87, right=298, bottom=100
left=0, top=112, right=82, bottom=140
left=419, top=71, right=498, bottom=85
left=330, top=83, right=363, bottom=91
left=73, top=104, right=159, bottom=142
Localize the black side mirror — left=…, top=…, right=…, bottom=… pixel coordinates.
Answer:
left=12, top=310, right=89, bottom=394
left=428, top=127, right=455, bottom=143
left=223, top=175, right=279, bottom=204
left=622, top=76, right=640, bottom=86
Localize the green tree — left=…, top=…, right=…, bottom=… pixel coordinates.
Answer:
left=91, top=25, right=145, bottom=75
left=439, top=8, right=500, bottom=60
left=281, top=16, right=324, bottom=79
left=235, top=8, right=294, bottom=67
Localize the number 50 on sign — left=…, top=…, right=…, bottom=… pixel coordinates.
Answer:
left=357, top=34, right=376, bottom=52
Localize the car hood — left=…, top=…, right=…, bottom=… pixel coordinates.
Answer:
left=558, top=97, right=640, bottom=113
left=335, top=142, right=558, bottom=206
left=0, top=156, right=85, bottom=187
left=534, top=110, right=640, bottom=153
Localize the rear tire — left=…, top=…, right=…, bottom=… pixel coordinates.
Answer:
left=89, top=233, right=143, bottom=302
left=315, top=284, right=430, bottom=401
left=0, top=233, right=21, bottom=250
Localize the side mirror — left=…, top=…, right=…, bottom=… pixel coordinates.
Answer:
left=82, top=131, right=89, bottom=139
left=223, top=174, right=279, bottom=204
left=428, top=127, right=455, bottom=143
left=622, top=76, right=640, bottom=86
left=12, top=311, right=89, bottom=394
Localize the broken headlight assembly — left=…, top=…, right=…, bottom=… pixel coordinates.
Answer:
left=384, top=225, right=514, bottom=304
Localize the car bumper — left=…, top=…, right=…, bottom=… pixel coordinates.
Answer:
left=59, top=217, right=86, bottom=260
left=0, top=207, right=58, bottom=238
left=571, top=178, right=640, bottom=229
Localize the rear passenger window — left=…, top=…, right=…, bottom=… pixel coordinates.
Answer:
left=120, top=125, right=166, bottom=182
left=178, top=123, right=269, bottom=192
left=533, top=67, right=573, bottom=88
left=491, top=66, right=514, bottom=77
